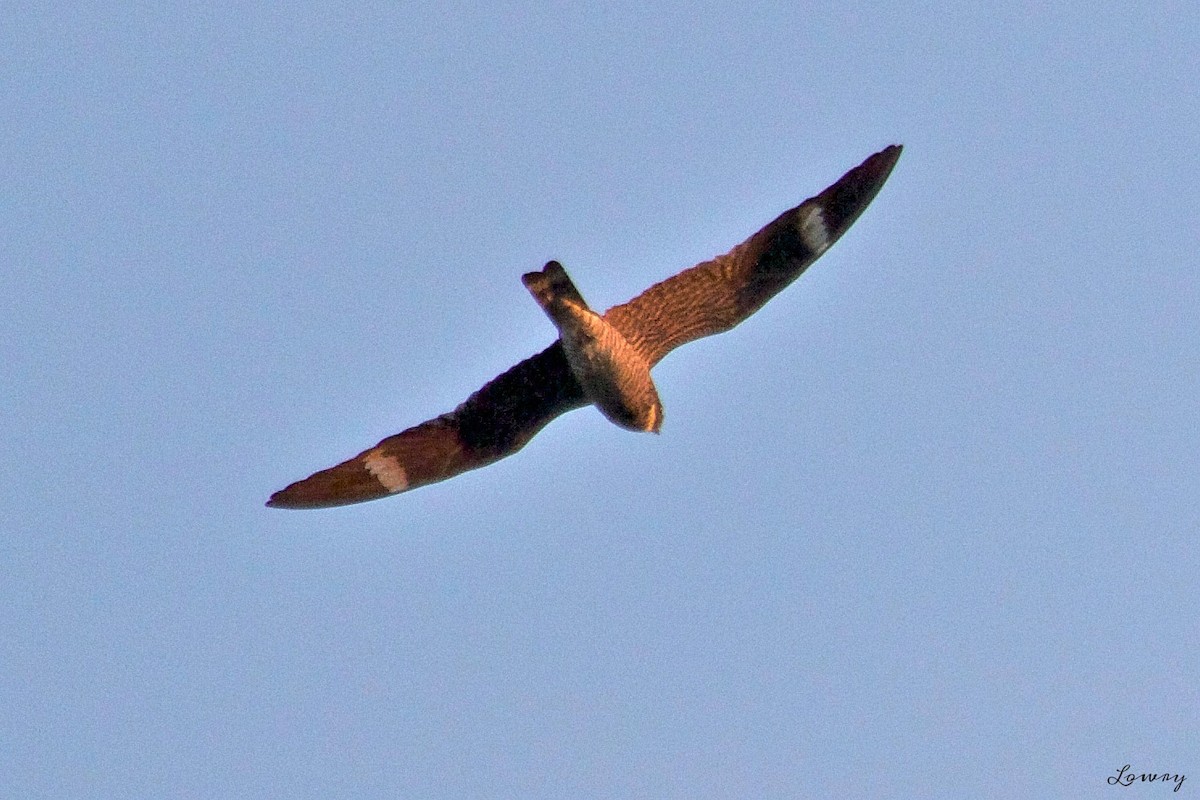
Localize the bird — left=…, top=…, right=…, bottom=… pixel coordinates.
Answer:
left=267, top=145, right=902, bottom=509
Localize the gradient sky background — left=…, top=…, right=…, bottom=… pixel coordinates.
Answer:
left=3, top=2, right=1197, bottom=797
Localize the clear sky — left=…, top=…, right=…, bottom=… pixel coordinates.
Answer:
left=3, top=2, right=1197, bottom=797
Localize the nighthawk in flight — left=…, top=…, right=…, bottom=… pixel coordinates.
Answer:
left=268, top=145, right=902, bottom=508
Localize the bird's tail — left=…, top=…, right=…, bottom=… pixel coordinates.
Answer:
left=522, top=261, right=590, bottom=318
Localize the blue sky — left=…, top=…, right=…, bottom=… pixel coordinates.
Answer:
left=3, top=2, right=1197, bottom=797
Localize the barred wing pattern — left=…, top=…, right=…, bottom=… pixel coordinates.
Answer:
left=604, top=144, right=902, bottom=364
left=267, top=145, right=901, bottom=508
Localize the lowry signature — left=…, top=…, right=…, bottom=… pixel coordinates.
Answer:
left=1108, top=764, right=1186, bottom=792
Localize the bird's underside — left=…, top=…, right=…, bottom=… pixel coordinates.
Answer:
left=267, top=144, right=902, bottom=509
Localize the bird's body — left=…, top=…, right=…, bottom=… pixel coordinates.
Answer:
left=268, top=145, right=902, bottom=509
left=522, top=261, right=662, bottom=433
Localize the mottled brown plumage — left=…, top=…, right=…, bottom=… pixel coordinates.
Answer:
left=268, top=145, right=902, bottom=509
left=522, top=260, right=663, bottom=433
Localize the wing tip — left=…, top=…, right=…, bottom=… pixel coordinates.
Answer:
left=265, top=488, right=318, bottom=509
left=872, top=143, right=903, bottom=179
left=854, top=143, right=904, bottom=192
left=265, top=457, right=400, bottom=510
left=810, top=143, right=903, bottom=239
left=264, top=484, right=352, bottom=510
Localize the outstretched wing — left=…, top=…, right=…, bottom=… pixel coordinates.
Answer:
left=268, top=146, right=901, bottom=508
left=266, top=342, right=587, bottom=509
left=603, top=145, right=902, bottom=365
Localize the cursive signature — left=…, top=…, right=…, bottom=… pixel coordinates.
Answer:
left=1108, top=764, right=1186, bottom=793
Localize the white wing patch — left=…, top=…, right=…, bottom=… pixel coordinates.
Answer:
left=364, top=450, right=409, bottom=492
left=797, top=205, right=830, bottom=254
